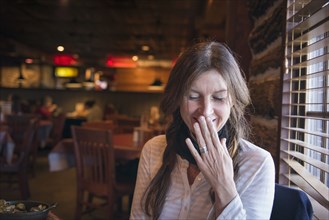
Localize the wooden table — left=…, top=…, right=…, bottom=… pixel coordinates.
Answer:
left=48, top=133, right=142, bottom=172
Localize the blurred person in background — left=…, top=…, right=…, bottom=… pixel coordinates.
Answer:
left=37, top=96, right=60, bottom=119
left=83, top=99, right=103, bottom=121
left=37, top=96, right=61, bottom=149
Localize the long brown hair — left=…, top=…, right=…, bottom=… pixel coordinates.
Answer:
left=142, top=41, right=251, bottom=219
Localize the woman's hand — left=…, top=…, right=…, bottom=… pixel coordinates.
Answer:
left=185, top=116, right=237, bottom=215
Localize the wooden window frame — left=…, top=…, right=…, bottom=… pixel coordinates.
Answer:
left=279, top=0, right=329, bottom=219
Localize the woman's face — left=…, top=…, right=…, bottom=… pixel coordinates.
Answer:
left=180, top=69, right=232, bottom=134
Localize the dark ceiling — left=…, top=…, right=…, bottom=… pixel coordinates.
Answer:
left=0, top=0, right=228, bottom=66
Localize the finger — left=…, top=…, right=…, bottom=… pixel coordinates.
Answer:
left=185, top=138, right=203, bottom=165
left=193, top=122, right=207, bottom=156
left=198, top=116, right=211, bottom=141
left=221, top=138, right=230, bottom=156
left=198, top=117, right=222, bottom=165
left=198, top=116, right=213, bottom=152
left=205, top=116, right=221, bottom=150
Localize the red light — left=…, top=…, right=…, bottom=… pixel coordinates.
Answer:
left=25, top=58, right=33, bottom=64
left=53, top=54, right=77, bottom=65
left=105, top=55, right=137, bottom=68
left=106, top=58, right=114, bottom=67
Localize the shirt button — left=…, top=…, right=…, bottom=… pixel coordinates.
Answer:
left=197, top=177, right=201, bottom=181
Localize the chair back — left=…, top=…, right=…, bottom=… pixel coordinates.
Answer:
left=0, top=118, right=38, bottom=199
left=17, top=119, right=39, bottom=168
left=71, top=126, right=115, bottom=197
left=82, top=120, right=115, bottom=131
left=5, top=114, right=38, bottom=151
left=115, top=117, right=140, bottom=133
left=270, top=184, right=313, bottom=220
left=49, top=112, right=66, bottom=146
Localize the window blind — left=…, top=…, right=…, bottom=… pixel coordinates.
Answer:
left=280, top=0, right=329, bottom=219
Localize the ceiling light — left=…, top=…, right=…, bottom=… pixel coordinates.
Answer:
left=17, top=73, right=25, bottom=81
left=141, top=45, right=150, bottom=51
left=57, top=46, right=65, bottom=52
left=150, top=77, right=163, bottom=86
left=132, top=55, right=138, bottom=61
left=25, top=58, right=33, bottom=64
left=17, top=66, right=25, bottom=85
left=148, top=77, right=164, bottom=91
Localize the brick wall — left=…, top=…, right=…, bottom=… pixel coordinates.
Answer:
left=246, top=0, right=285, bottom=168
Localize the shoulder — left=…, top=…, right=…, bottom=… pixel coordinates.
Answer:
left=142, top=135, right=167, bottom=156
left=239, top=139, right=272, bottom=158
left=139, top=135, right=167, bottom=176
left=237, top=139, right=274, bottom=170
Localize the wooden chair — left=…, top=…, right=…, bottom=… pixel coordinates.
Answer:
left=71, top=126, right=135, bottom=219
left=47, top=112, right=66, bottom=148
left=5, top=114, right=37, bottom=152
left=0, top=118, right=38, bottom=199
left=5, top=114, right=39, bottom=176
left=112, top=116, right=140, bottom=133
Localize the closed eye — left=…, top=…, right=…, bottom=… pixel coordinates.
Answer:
left=188, top=91, right=200, bottom=100
left=213, top=96, right=226, bottom=101
left=188, top=96, right=199, bottom=100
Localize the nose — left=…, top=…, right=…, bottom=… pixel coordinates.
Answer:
left=199, top=98, right=213, bottom=117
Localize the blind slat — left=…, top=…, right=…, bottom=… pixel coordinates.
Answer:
left=282, top=158, right=329, bottom=208
left=283, top=70, right=329, bottom=82
left=290, top=53, right=329, bottom=68
left=286, top=85, right=329, bottom=93
left=283, top=173, right=329, bottom=210
left=308, top=195, right=329, bottom=220
left=282, top=114, right=329, bottom=121
left=287, top=3, right=329, bottom=34
left=282, top=150, right=329, bottom=173
left=289, top=12, right=329, bottom=43
left=287, top=0, right=328, bottom=24
left=282, top=126, right=329, bottom=138
left=289, top=37, right=329, bottom=57
left=282, top=138, right=329, bottom=156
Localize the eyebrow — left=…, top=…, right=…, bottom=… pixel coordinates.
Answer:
left=189, top=89, right=228, bottom=93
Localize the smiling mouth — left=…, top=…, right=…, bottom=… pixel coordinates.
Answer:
left=193, top=117, right=217, bottom=123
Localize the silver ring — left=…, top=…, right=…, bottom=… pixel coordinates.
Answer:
left=199, top=146, right=208, bottom=154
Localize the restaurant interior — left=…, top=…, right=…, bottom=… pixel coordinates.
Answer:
left=1, top=0, right=328, bottom=219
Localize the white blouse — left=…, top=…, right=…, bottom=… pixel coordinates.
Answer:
left=130, top=135, right=275, bottom=220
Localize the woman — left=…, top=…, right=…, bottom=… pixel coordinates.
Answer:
left=130, top=41, right=275, bottom=219
left=37, top=96, right=58, bottom=119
